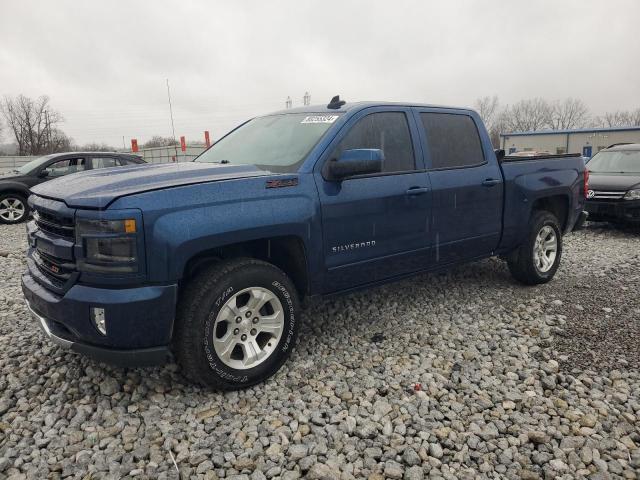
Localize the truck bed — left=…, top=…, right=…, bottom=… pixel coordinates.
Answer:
left=502, top=152, right=582, bottom=162
left=498, top=153, right=586, bottom=251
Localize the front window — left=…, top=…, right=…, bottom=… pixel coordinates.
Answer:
left=44, top=158, right=87, bottom=177
left=195, top=113, right=341, bottom=173
left=333, top=112, right=415, bottom=173
left=587, top=150, right=640, bottom=174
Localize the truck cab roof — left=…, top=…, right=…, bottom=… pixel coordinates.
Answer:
left=269, top=100, right=473, bottom=116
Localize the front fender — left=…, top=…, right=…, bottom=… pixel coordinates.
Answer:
left=0, top=181, right=31, bottom=197
left=135, top=185, right=322, bottom=283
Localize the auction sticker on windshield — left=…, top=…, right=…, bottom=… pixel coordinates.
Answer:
left=301, top=115, right=340, bottom=124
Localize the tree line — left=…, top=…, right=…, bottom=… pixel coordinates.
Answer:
left=1, top=93, right=639, bottom=155
left=0, top=94, right=179, bottom=155
left=476, top=96, right=640, bottom=147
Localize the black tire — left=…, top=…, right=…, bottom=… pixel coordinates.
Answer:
left=0, top=193, right=29, bottom=224
left=173, top=258, right=300, bottom=390
left=507, top=210, right=563, bottom=285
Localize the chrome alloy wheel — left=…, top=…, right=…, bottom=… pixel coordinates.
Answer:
left=533, top=225, right=557, bottom=273
left=211, top=287, right=284, bottom=370
left=0, top=197, right=26, bottom=222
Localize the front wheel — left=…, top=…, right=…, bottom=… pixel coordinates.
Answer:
left=507, top=211, right=563, bottom=285
left=0, top=193, right=29, bottom=224
left=174, top=258, right=300, bottom=390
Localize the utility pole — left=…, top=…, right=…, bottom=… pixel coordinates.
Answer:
left=122, top=135, right=126, bottom=151
left=285, top=96, right=292, bottom=109
left=303, top=92, right=311, bottom=106
left=166, top=79, right=179, bottom=161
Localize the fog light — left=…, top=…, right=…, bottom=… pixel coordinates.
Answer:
left=91, top=307, right=107, bottom=335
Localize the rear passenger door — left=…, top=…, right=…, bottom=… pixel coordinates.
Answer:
left=314, top=107, right=432, bottom=292
left=415, top=109, right=503, bottom=264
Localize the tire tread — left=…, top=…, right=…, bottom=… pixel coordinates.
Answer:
left=173, top=257, right=297, bottom=389
left=507, top=210, right=562, bottom=285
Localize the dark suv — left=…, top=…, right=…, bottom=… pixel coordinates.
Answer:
left=0, top=152, right=145, bottom=224
left=585, top=144, right=640, bottom=225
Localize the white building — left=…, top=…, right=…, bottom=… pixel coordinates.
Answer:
left=500, top=126, right=640, bottom=158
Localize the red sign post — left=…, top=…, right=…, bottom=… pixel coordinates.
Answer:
left=180, top=136, right=186, bottom=152
left=204, top=131, right=211, bottom=148
left=131, top=139, right=138, bottom=152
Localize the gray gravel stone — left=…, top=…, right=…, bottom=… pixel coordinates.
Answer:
left=0, top=222, right=638, bottom=479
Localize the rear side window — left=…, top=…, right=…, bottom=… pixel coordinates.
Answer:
left=333, top=112, right=415, bottom=173
left=92, top=157, right=118, bottom=169
left=420, top=113, right=485, bottom=169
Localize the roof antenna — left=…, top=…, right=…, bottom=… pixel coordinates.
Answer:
left=327, top=95, right=346, bottom=109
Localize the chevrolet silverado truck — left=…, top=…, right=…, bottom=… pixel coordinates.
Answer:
left=22, top=97, right=588, bottom=389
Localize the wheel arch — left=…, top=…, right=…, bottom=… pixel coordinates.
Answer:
left=0, top=185, right=31, bottom=199
left=531, top=194, right=569, bottom=232
left=181, top=235, right=310, bottom=298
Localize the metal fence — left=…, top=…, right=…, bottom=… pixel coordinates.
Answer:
left=0, top=146, right=208, bottom=173
left=131, top=145, right=206, bottom=164
left=0, top=156, right=37, bottom=173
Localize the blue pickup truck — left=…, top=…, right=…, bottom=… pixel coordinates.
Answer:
left=22, top=98, right=587, bottom=389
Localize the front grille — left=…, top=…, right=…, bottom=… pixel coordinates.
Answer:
left=33, top=209, right=75, bottom=239
left=33, top=250, right=75, bottom=285
left=589, top=190, right=625, bottom=200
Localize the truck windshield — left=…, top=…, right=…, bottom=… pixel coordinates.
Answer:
left=195, top=113, right=341, bottom=173
left=587, top=150, right=640, bottom=174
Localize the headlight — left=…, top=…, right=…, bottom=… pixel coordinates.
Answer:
left=76, top=218, right=139, bottom=273
left=623, top=189, right=640, bottom=200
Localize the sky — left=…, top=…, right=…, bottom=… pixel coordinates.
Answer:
left=1, top=0, right=639, bottom=147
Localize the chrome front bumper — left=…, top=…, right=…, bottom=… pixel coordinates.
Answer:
left=25, top=299, right=73, bottom=349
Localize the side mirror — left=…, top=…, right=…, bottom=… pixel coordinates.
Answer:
left=38, top=169, right=49, bottom=178
left=494, top=149, right=506, bottom=162
left=326, top=149, right=384, bottom=181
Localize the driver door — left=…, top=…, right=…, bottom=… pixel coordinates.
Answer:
left=313, top=107, right=432, bottom=292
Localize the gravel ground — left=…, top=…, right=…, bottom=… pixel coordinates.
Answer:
left=0, top=222, right=639, bottom=480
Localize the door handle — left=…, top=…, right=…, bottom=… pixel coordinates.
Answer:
left=406, top=187, right=430, bottom=196
left=482, top=178, right=500, bottom=187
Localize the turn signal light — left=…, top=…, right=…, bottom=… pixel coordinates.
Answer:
left=124, top=219, right=137, bottom=233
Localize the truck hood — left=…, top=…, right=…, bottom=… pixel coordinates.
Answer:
left=588, top=173, right=640, bottom=192
left=31, top=162, right=270, bottom=209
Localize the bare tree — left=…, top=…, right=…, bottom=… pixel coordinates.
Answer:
left=596, top=109, right=640, bottom=127
left=475, top=96, right=502, bottom=147
left=143, top=135, right=178, bottom=148
left=0, top=94, right=68, bottom=155
left=79, top=142, right=116, bottom=152
left=501, top=98, right=552, bottom=132
left=475, top=96, right=499, bottom=130
left=548, top=98, right=590, bottom=130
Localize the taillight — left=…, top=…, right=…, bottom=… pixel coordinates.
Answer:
left=583, top=169, right=589, bottom=198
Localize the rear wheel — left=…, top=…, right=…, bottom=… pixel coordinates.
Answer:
left=507, top=211, right=562, bottom=285
left=174, top=258, right=300, bottom=390
left=0, top=193, right=29, bottom=224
